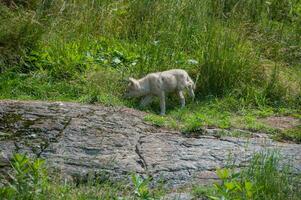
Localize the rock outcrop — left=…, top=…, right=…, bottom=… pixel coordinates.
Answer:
left=0, top=100, right=300, bottom=187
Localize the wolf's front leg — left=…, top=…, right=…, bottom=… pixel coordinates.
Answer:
left=140, top=95, right=153, bottom=107
left=178, top=90, right=185, bottom=108
left=188, top=85, right=195, bottom=101
left=159, top=92, right=166, bottom=115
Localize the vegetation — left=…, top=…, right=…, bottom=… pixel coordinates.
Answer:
left=0, top=153, right=163, bottom=200
left=1, top=151, right=300, bottom=199
left=193, top=151, right=301, bottom=200
left=0, top=0, right=300, bottom=139
left=144, top=98, right=301, bottom=142
left=0, top=154, right=48, bottom=200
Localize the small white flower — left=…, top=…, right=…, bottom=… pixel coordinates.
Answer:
left=112, top=57, right=122, bottom=64
left=86, top=51, right=92, bottom=58
left=187, top=59, right=198, bottom=65
left=153, top=40, right=159, bottom=45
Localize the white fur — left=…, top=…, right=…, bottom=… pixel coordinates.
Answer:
left=125, top=69, right=195, bottom=115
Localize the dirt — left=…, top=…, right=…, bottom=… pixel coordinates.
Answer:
left=260, top=116, right=300, bottom=130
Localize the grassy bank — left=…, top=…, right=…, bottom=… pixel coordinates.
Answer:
left=0, top=0, right=300, bottom=140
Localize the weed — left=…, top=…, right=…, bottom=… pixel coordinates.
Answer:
left=131, top=174, right=153, bottom=200
left=200, top=151, right=301, bottom=200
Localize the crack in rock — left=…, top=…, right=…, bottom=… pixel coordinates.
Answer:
left=135, top=136, right=148, bottom=171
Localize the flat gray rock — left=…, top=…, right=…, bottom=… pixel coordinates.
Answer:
left=0, top=100, right=300, bottom=188
left=161, top=192, right=193, bottom=200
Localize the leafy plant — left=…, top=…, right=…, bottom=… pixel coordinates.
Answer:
left=208, top=168, right=254, bottom=200
left=0, top=153, right=49, bottom=200
left=131, top=174, right=153, bottom=200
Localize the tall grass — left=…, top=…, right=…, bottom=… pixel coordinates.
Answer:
left=0, top=0, right=300, bottom=107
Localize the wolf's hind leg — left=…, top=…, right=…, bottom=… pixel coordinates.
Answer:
left=159, top=92, right=166, bottom=115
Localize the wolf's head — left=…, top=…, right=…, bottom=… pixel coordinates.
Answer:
left=124, top=77, right=142, bottom=98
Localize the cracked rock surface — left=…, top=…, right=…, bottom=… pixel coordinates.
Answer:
left=0, top=100, right=300, bottom=187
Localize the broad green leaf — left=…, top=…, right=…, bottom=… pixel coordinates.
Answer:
left=208, top=195, right=221, bottom=200
left=244, top=181, right=253, bottom=191
left=225, top=182, right=235, bottom=191
left=217, top=168, right=230, bottom=179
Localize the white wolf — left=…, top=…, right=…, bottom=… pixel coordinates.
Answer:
left=124, top=69, right=196, bottom=115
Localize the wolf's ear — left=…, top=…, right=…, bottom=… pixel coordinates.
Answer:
left=129, top=77, right=136, bottom=84
left=128, top=77, right=139, bottom=89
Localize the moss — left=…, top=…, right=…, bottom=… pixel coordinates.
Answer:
left=0, top=112, right=35, bottom=140
left=0, top=112, right=23, bottom=125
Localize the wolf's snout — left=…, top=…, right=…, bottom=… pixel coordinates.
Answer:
left=123, top=92, right=130, bottom=98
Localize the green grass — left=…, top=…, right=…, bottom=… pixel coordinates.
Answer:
left=275, top=125, right=301, bottom=143
left=193, top=151, right=301, bottom=200
left=144, top=97, right=300, bottom=140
